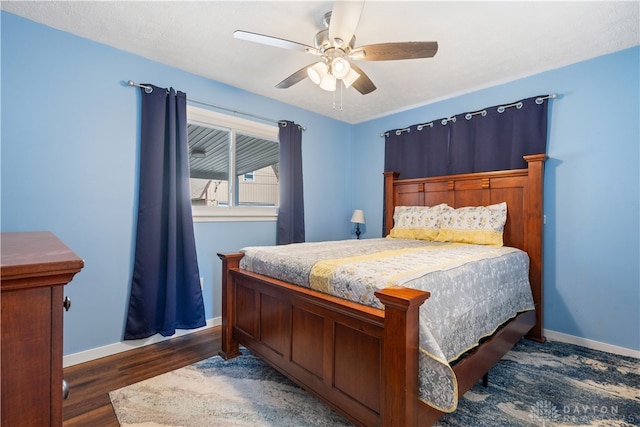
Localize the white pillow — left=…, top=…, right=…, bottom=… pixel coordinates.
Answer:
left=387, top=204, right=452, bottom=241
left=435, top=202, right=507, bottom=246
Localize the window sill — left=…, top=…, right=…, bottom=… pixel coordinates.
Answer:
left=192, top=206, right=278, bottom=222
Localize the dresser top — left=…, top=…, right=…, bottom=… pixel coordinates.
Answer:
left=1, top=231, right=84, bottom=286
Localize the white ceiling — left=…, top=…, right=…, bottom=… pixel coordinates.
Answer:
left=2, top=1, right=638, bottom=124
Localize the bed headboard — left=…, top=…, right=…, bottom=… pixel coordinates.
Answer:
left=383, top=153, right=547, bottom=341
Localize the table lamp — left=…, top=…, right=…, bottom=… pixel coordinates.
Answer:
left=350, top=209, right=365, bottom=239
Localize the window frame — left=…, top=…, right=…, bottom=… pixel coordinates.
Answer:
left=187, top=105, right=279, bottom=223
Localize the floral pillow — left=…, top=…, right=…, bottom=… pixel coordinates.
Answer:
left=387, top=204, right=452, bottom=241
left=434, top=202, right=507, bottom=246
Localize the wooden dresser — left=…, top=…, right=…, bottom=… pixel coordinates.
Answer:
left=1, top=231, right=84, bottom=427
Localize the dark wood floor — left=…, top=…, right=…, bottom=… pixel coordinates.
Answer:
left=62, top=326, right=221, bottom=426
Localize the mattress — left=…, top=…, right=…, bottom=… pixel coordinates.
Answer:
left=240, top=238, right=534, bottom=412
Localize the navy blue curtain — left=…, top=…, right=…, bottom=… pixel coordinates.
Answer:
left=385, top=95, right=549, bottom=178
left=450, top=96, right=548, bottom=173
left=384, top=121, right=450, bottom=179
left=124, top=84, right=205, bottom=340
left=277, top=120, right=305, bottom=245
left=448, top=114, right=475, bottom=175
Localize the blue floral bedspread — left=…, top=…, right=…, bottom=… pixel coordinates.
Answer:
left=240, top=238, right=534, bottom=412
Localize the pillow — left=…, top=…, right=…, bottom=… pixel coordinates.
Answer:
left=435, top=202, right=507, bottom=246
left=387, top=204, right=451, bottom=241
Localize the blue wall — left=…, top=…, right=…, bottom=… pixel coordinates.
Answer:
left=1, top=12, right=352, bottom=355
left=2, top=12, right=638, bottom=356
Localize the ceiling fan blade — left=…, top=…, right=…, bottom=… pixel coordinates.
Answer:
left=275, top=65, right=311, bottom=89
left=328, top=0, right=365, bottom=49
left=234, top=30, right=318, bottom=54
left=351, top=41, right=438, bottom=61
left=349, top=63, right=376, bottom=95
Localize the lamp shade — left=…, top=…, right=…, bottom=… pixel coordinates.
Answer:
left=331, top=57, right=351, bottom=79
left=350, top=209, right=365, bottom=224
left=342, top=68, right=360, bottom=88
left=307, top=62, right=328, bottom=85
left=319, top=73, right=337, bottom=91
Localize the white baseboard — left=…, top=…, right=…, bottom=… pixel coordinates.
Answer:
left=63, top=317, right=221, bottom=368
left=544, top=329, right=640, bottom=359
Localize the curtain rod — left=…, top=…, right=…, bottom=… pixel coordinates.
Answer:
left=380, top=93, right=558, bottom=137
left=127, top=80, right=306, bottom=131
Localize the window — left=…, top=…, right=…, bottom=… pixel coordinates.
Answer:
left=187, top=105, right=279, bottom=221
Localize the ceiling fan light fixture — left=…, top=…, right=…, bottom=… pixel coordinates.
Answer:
left=307, top=62, right=328, bottom=85
left=319, top=73, right=337, bottom=91
left=342, top=68, right=360, bottom=88
left=331, top=57, right=351, bottom=79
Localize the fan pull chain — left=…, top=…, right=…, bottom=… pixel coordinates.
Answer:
left=330, top=83, right=345, bottom=111
left=332, top=83, right=344, bottom=111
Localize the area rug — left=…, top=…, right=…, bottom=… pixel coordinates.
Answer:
left=110, top=340, right=640, bottom=426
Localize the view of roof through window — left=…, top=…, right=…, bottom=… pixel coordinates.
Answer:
left=188, top=123, right=279, bottom=207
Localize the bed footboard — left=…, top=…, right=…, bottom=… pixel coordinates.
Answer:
left=217, top=252, right=429, bottom=427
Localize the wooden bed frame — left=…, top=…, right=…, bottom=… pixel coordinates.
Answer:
left=218, top=154, right=546, bottom=426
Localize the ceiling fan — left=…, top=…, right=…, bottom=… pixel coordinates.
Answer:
left=233, top=1, right=438, bottom=95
